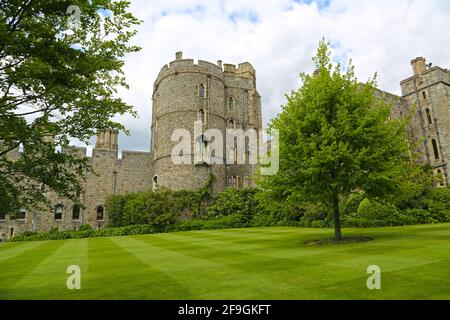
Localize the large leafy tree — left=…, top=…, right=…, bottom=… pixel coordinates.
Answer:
left=0, top=0, right=140, bottom=215
left=259, top=40, right=411, bottom=240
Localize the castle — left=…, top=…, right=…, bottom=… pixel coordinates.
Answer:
left=0, top=54, right=449, bottom=240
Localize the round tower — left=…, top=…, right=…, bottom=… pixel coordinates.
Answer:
left=151, top=52, right=227, bottom=193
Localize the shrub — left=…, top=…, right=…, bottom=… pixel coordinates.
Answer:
left=343, top=192, right=365, bottom=216
left=78, top=224, right=92, bottom=231
left=422, top=188, right=450, bottom=223
left=342, top=198, right=405, bottom=227
left=206, top=188, right=258, bottom=220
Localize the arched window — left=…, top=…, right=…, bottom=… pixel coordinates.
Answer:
left=196, top=135, right=208, bottom=162
left=96, top=206, right=104, bottom=221
left=198, top=109, right=205, bottom=123
left=426, top=109, right=432, bottom=125
left=227, top=97, right=234, bottom=111
left=54, top=204, right=63, bottom=220
left=152, top=175, right=158, bottom=192
left=432, top=139, right=440, bottom=160
left=72, top=205, right=80, bottom=220
left=198, top=84, right=205, bottom=98
left=422, top=91, right=427, bottom=101
left=227, top=119, right=235, bottom=129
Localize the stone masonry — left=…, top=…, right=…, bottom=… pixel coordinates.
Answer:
left=0, top=54, right=448, bottom=240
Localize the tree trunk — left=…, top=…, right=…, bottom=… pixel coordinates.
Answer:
left=332, top=193, right=343, bottom=241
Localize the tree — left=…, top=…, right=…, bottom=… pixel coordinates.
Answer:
left=0, top=0, right=141, bottom=215
left=259, top=39, right=411, bottom=240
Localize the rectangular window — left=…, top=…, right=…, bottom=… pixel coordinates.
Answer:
left=54, top=205, right=63, bottom=220
left=17, top=209, right=26, bottom=220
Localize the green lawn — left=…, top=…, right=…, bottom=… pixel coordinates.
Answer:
left=1, top=223, right=450, bottom=300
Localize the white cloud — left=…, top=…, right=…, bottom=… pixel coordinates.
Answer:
left=90, top=0, right=450, bottom=153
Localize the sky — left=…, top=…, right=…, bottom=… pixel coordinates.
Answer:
left=81, top=0, right=450, bottom=155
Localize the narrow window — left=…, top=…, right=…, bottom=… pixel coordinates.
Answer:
left=199, top=84, right=205, bottom=98
left=245, top=137, right=250, bottom=164
left=227, top=176, right=233, bottom=188
left=72, top=205, right=80, bottom=220
left=422, top=91, right=427, bottom=101
left=96, top=206, right=104, bottom=221
left=10, top=228, right=14, bottom=237
left=432, top=139, right=440, bottom=160
left=198, top=109, right=205, bottom=123
left=227, top=119, right=235, bottom=129
left=54, top=205, right=63, bottom=220
left=227, top=97, right=234, bottom=111
left=437, top=170, right=445, bottom=186
left=426, top=109, right=432, bottom=125
left=228, top=147, right=237, bottom=164
left=152, top=175, right=158, bottom=192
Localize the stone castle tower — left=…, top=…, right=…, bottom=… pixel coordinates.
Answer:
left=151, top=52, right=262, bottom=193
left=400, top=57, right=450, bottom=185
left=0, top=53, right=263, bottom=240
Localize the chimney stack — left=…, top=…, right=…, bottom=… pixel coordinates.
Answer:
left=175, top=51, right=183, bottom=61
left=411, top=57, right=427, bottom=76
left=96, top=129, right=119, bottom=150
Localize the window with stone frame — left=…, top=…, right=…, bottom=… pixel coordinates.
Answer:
left=432, top=139, right=440, bottom=160
left=54, top=204, right=63, bottom=220
left=426, top=108, right=433, bottom=125
left=227, top=96, right=234, bottom=111
left=152, top=175, right=158, bottom=191
left=198, top=84, right=205, bottom=98
left=72, top=205, right=81, bottom=220
left=17, top=208, right=26, bottom=220
left=96, top=206, right=105, bottom=221
left=198, top=109, right=206, bottom=124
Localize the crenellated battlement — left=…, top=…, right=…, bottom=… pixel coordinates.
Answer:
left=155, top=52, right=256, bottom=87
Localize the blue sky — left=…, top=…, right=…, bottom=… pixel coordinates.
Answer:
left=76, top=0, right=450, bottom=155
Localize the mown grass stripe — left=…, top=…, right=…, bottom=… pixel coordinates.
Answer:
left=84, top=237, right=192, bottom=299
left=0, top=240, right=66, bottom=299
left=0, top=241, right=47, bottom=264
left=0, top=239, right=88, bottom=300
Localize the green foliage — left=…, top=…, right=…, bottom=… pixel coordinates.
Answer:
left=0, top=1, right=141, bottom=215
left=343, top=192, right=365, bottom=216
left=78, top=224, right=92, bottom=231
left=258, top=39, right=412, bottom=239
left=421, top=188, right=450, bottom=223
left=106, top=175, right=214, bottom=227
left=343, top=198, right=415, bottom=227
left=206, top=188, right=258, bottom=221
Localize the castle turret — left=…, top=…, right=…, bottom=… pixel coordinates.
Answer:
left=151, top=53, right=262, bottom=192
